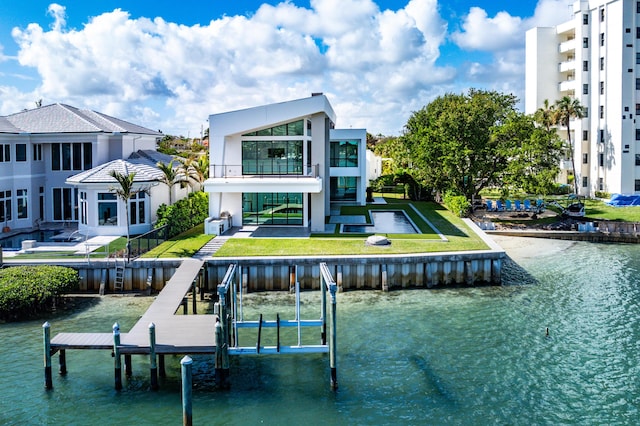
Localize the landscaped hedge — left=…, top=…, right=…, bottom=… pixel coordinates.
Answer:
left=0, top=265, right=79, bottom=321
left=156, top=191, right=209, bottom=238
left=443, top=191, right=470, bottom=218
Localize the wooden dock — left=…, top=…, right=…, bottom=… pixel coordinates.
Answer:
left=45, top=259, right=339, bottom=392
left=51, top=258, right=214, bottom=355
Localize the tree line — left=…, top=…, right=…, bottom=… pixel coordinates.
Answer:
left=371, top=89, right=584, bottom=207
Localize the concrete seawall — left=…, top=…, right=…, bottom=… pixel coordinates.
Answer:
left=4, top=220, right=506, bottom=292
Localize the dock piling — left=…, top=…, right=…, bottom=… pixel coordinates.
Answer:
left=181, top=356, right=193, bottom=426
left=43, top=322, right=53, bottom=390
left=113, top=322, right=122, bottom=390
left=149, top=322, right=158, bottom=390
left=125, top=354, right=132, bottom=377
left=59, top=350, right=67, bottom=376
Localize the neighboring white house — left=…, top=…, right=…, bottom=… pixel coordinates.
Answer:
left=65, top=150, right=188, bottom=237
left=203, top=94, right=369, bottom=235
left=526, top=0, right=640, bottom=196
left=0, top=103, right=163, bottom=235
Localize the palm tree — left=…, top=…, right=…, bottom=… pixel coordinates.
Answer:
left=109, top=170, right=137, bottom=259
left=157, top=160, right=180, bottom=204
left=555, top=96, right=585, bottom=194
left=188, top=155, right=209, bottom=190
left=534, top=99, right=557, bottom=132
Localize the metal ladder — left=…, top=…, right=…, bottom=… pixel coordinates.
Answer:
left=113, top=259, right=125, bottom=292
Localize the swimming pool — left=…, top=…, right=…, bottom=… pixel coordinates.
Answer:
left=341, top=210, right=420, bottom=234
left=0, top=230, right=63, bottom=250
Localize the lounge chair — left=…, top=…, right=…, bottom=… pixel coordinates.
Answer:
left=496, top=200, right=505, bottom=211
left=523, top=199, right=531, bottom=211
left=486, top=200, right=494, bottom=211
left=505, top=200, right=513, bottom=211
left=514, top=200, right=522, bottom=211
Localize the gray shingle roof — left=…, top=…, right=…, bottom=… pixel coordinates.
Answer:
left=66, top=158, right=165, bottom=185
left=0, top=117, right=21, bottom=133
left=1, top=103, right=161, bottom=135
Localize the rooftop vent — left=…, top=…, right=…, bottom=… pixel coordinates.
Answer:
left=311, top=92, right=323, bottom=97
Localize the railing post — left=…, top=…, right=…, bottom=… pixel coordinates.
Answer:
left=113, top=322, right=122, bottom=390
left=149, top=322, right=158, bottom=390
left=329, top=282, right=338, bottom=390
left=43, top=322, right=53, bottom=390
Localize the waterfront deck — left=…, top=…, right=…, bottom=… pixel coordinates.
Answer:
left=51, top=258, right=212, bottom=355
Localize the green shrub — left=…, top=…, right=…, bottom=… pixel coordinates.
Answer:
left=156, top=191, right=209, bottom=238
left=0, top=265, right=79, bottom=321
left=595, top=191, right=611, bottom=199
left=443, top=191, right=470, bottom=218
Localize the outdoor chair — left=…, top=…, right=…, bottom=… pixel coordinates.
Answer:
left=486, top=200, right=495, bottom=211
left=514, top=200, right=522, bottom=211
left=505, top=200, right=513, bottom=211
left=496, top=200, right=505, bottom=211
left=523, top=199, right=532, bottom=211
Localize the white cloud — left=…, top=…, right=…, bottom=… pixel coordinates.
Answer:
left=47, top=4, right=67, bottom=32
left=2, top=0, right=538, bottom=136
left=452, top=7, right=523, bottom=52
left=528, top=0, right=575, bottom=27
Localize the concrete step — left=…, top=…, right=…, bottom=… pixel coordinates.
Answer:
left=193, top=237, right=228, bottom=258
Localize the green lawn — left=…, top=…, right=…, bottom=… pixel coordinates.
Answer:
left=583, top=199, right=640, bottom=221
left=141, top=224, right=214, bottom=258
left=214, top=201, right=489, bottom=257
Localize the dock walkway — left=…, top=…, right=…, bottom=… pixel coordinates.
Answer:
left=51, top=258, right=214, bottom=355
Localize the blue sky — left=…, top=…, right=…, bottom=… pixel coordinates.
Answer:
left=0, top=0, right=574, bottom=136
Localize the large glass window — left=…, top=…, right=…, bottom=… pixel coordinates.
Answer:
left=0, top=190, right=11, bottom=222
left=242, top=120, right=304, bottom=137
left=53, top=188, right=76, bottom=221
left=16, top=144, right=26, bottom=162
left=98, top=193, right=117, bottom=226
left=0, top=144, right=10, bottom=162
left=330, top=140, right=359, bottom=167
left=129, top=192, right=146, bottom=225
left=242, top=193, right=303, bottom=226
left=242, top=140, right=303, bottom=175
left=51, top=142, right=92, bottom=171
left=80, top=191, right=88, bottom=225
left=330, top=177, right=358, bottom=201
left=16, top=189, right=27, bottom=219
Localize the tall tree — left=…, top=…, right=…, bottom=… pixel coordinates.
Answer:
left=555, top=96, right=585, bottom=194
left=500, top=113, right=564, bottom=195
left=534, top=99, right=557, bottom=132
left=403, top=89, right=520, bottom=199
left=108, top=170, right=139, bottom=257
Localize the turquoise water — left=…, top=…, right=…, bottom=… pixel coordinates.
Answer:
left=2, top=238, right=640, bottom=425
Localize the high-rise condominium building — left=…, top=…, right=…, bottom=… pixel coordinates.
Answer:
left=526, top=0, right=640, bottom=196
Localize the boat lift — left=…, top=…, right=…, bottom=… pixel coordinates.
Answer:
left=214, top=263, right=338, bottom=389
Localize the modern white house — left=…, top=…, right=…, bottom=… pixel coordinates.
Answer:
left=203, top=94, right=368, bottom=235
left=526, top=0, right=640, bottom=196
left=0, top=103, right=167, bottom=237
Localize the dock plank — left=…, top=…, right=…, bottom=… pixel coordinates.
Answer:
left=49, top=258, right=216, bottom=354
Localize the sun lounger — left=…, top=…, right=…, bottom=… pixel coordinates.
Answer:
left=505, top=200, right=513, bottom=211
left=486, top=200, right=495, bottom=211
left=523, top=199, right=531, bottom=211
left=514, top=200, right=522, bottom=211
left=496, top=200, right=505, bottom=211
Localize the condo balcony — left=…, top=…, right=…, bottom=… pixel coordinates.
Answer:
left=559, top=159, right=573, bottom=170
left=559, top=60, right=576, bottom=73
left=559, top=79, right=576, bottom=94
left=559, top=39, right=576, bottom=53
